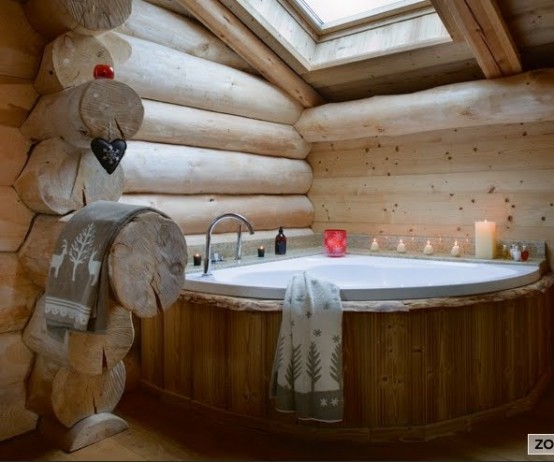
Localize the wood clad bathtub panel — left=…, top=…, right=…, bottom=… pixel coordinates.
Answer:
left=191, top=304, right=229, bottom=408
left=342, top=313, right=378, bottom=427
left=377, top=313, right=411, bottom=427
left=141, top=315, right=165, bottom=387
left=163, top=301, right=193, bottom=397
left=425, top=307, right=473, bottom=423
left=227, top=311, right=265, bottom=417
left=407, top=310, right=427, bottom=427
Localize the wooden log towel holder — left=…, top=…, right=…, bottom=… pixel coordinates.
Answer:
left=22, top=208, right=188, bottom=452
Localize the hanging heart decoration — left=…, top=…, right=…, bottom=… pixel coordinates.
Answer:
left=90, top=138, right=127, bottom=175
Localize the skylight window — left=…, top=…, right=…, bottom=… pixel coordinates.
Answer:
left=301, top=0, right=400, bottom=24
left=291, top=0, right=430, bottom=33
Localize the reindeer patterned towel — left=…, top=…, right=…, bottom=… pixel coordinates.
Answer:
left=44, top=201, right=158, bottom=341
left=270, top=272, right=343, bottom=422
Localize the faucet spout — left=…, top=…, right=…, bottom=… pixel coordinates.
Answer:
left=203, top=213, right=254, bottom=275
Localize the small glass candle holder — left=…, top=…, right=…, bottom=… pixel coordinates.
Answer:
left=258, top=246, right=265, bottom=257
left=324, top=229, right=347, bottom=257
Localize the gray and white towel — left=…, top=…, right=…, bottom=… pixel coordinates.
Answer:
left=270, top=272, right=344, bottom=422
left=44, top=200, right=160, bottom=341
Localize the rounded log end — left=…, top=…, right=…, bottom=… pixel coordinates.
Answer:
left=109, top=211, right=187, bottom=318
left=81, top=80, right=144, bottom=141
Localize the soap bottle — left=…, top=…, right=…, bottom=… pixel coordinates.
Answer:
left=275, top=226, right=287, bottom=255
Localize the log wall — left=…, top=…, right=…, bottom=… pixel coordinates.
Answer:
left=301, top=72, right=554, bottom=264
left=0, top=0, right=45, bottom=441
left=0, top=0, right=313, bottom=443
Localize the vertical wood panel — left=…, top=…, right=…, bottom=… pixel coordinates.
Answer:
left=163, top=301, right=193, bottom=397
left=228, top=311, right=265, bottom=417
left=191, top=304, right=228, bottom=408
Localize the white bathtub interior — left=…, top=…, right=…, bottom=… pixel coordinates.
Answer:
left=184, top=254, right=541, bottom=300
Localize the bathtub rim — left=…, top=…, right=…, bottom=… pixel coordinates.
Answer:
left=183, top=253, right=544, bottom=303
left=181, top=271, right=554, bottom=313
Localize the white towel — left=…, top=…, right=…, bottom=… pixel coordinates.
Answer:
left=270, top=272, right=343, bottom=422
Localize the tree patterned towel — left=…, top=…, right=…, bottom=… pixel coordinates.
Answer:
left=270, top=272, right=343, bottom=422
left=44, top=201, right=159, bottom=341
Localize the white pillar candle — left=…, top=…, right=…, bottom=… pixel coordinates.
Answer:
left=475, top=220, right=496, bottom=259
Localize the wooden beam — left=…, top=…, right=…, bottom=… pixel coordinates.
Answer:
left=175, top=0, right=324, bottom=107
left=431, top=0, right=521, bottom=78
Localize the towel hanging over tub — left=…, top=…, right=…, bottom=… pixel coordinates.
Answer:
left=270, top=271, right=344, bottom=422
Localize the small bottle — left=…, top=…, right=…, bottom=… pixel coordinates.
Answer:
left=275, top=226, right=287, bottom=255
left=521, top=245, right=529, bottom=262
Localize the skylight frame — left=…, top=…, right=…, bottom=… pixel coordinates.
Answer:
left=288, top=0, right=432, bottom=36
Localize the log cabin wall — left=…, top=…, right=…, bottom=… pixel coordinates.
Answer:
left=0, top=0, right=46, bottom=441
left=301, top=72, right=554, bottom=265
left=0, top=0, right=313, bottom=442
left=115, top=0, right=314, bottom=237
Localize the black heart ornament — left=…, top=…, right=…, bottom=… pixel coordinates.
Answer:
left=91, top=138, right=127, bottom=175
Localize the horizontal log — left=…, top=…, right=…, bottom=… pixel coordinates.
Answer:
left=117, top=0, right=254, bottom=73
left=0, top=0, right=46, bottom=79
left=0, top=254, right=40, bottom=335
left=0, top=127, right=30, bottom=187
left=176, top=0, right=325, bottom=108
left=118, top=194, right=314, bottom=235
left=0, top=332, right=34, bottom=389
left=101, top=32, right=303, bottom=124
left=135, top=100, right=310, bottom=159
left=18, top=214, right=70, bottom=289
left=295, top=69, right=554, bottom=142
left=20, top=80, right=144, bottom=148
left=35, top=31, right=301, bottom=124
left=23, top=294, right=134, bottom=376
left=0, top=382, right=38, bottom=442
left=121, top=141, right=312, bottom=194
left=0, top=77, right=39, bottom=127
left=24, top=0, right=132, bottom=39
left=0, top=187, right=35, bottom=252
left=14, top=138, right=124, bottom=215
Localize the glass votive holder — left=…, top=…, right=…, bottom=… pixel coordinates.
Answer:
left=323, top=229, right=347, bottom=257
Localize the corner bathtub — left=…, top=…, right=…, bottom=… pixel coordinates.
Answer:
left=141, top=254, right=554, bottom=443
left=184, top=254, right=541, bottom=300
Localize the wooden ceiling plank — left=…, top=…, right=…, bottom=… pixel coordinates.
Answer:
left=175, top=0, right=325, bottom=107
left=433, top=0, right=521, bottom=78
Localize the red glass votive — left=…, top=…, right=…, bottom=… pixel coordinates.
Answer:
left=324, top=229, right=347, bottom=257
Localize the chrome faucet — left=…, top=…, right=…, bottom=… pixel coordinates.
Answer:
left=203, top=213, right=254, bottom=275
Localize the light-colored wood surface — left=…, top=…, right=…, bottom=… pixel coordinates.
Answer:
left=432, top=0, right=521, bottom=78
left=176, top=0, right=324, bottom=107
left=0, top=77, right=39, bottom=128
left=118, top=0, right=254, bottom=73
left=23, top=295, right=134, bottom=376
left=135, top=100, right=310, bottom=159
left=122, top=141, right=312, bottom=195
left=20, top=80, right=144, bottom=148
left=0, top=127, right=31, bottom=187
left=0, top=0, right=46, bottom=80
left=24, top=0, right=132, bottom=39
left=0, top=186, right=34, bottom=252
left=98, top=31, right=303, bottom=125
left=295, top=69, right=554, bottom=142
left=109, top=211, right=187, bottom=318
left=308, top=120, right=554, bottom=263
left=14, top=138, right=124, bottom=215
left=118, top=194, right=314, bottom=235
